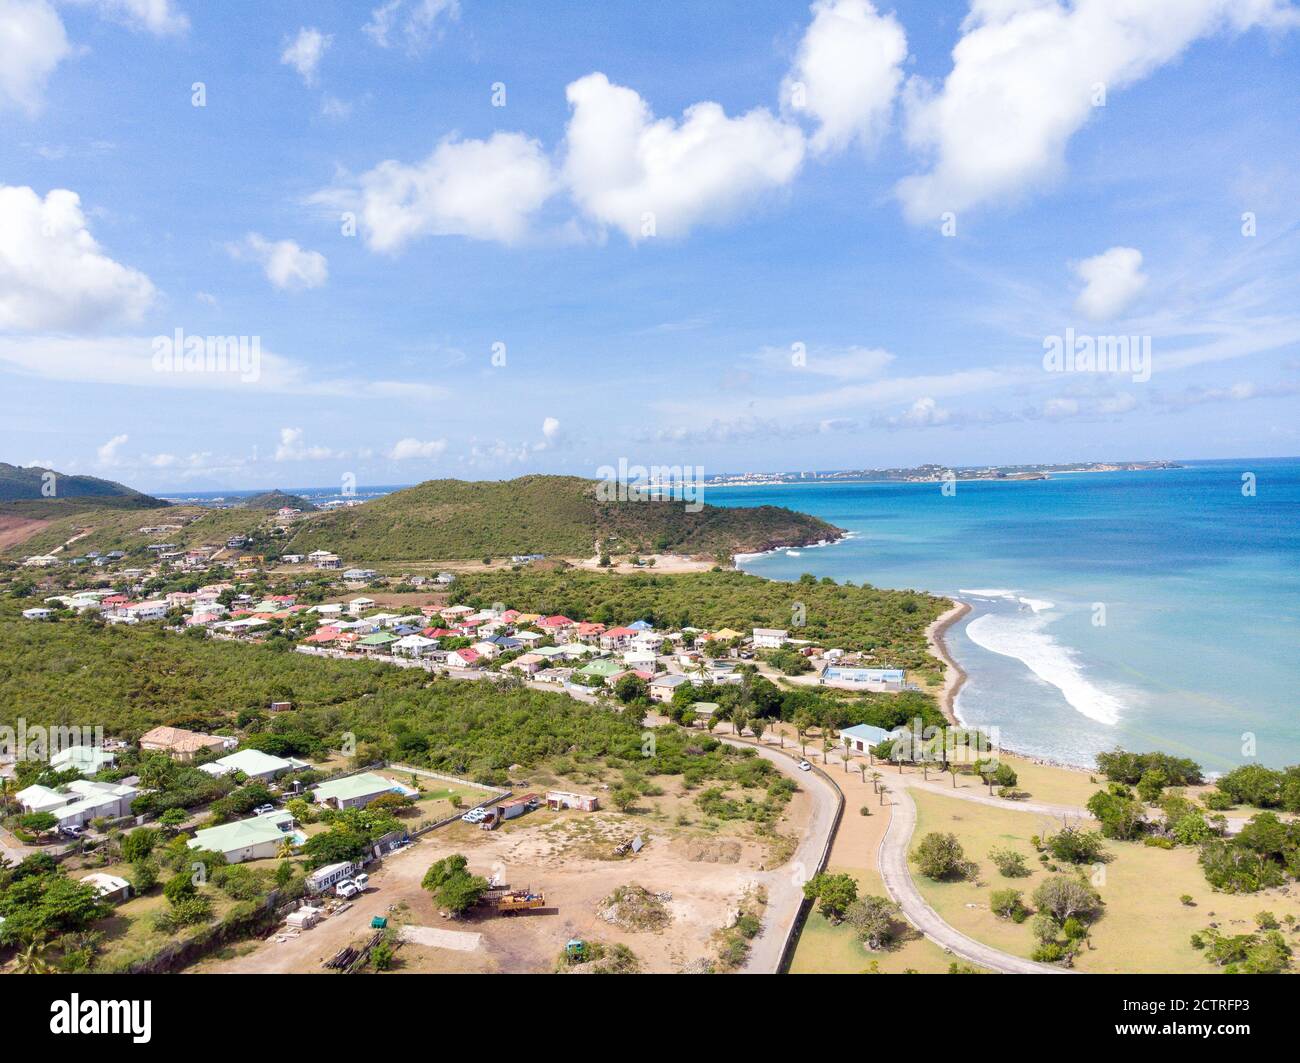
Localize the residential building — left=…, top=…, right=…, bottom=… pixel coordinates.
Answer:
left=139, top=726, right=237, bottom=761
left=189, top=810, right=300, bottom=864
left=312, top=772, right=415, bottom=811
left=752, top=627, right=789, bottom=649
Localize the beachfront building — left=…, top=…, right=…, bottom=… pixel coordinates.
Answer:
left=837, top=723, right=898, bottom=754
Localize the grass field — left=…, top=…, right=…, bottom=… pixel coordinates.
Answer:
left=910, top=790, right=1300, bottom=973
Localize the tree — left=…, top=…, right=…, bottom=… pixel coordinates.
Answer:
left=1032, top=876, right=1102, bottom=924
left=750, top=717, right=766, bottom=745
left=17, top=812, right=58, bottom=838
left=612, top=788, right=639, bottom=814
left=14, top=936, right=52, bottom=974
left=422, top=854, right=489, bottom=915
left=802, top=872, right=858, bottom=923
left=990, top=889, right=1027, bottom=921
left=911, top=832, right=974, bottom=880
left=988, top=847, right=1031, bottom=878
left=121, top=827, right=160, bottom=863
left=845, top=895, right=900, bottom=949
left=1044, top=826, right=1106, bottom=865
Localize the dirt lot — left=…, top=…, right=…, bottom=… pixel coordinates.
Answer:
left=195, top=789, right=810, bottom=975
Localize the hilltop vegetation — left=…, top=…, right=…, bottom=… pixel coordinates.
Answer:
left=448, top=567, right=947, bottom=677
left=285, top=475, right=839, bottom=561
left=240, top=490, right=317, bottom=512
left=0, top=463, right=163, bottom=506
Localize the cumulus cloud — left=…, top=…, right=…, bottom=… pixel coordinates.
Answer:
left=895, top=0, right=1300, bottom=222
left=229, top=233, right=328, bottom=290
left=281, top=26, right=331, bottom=86
left=274, top=427, right=335, bottom=462
left=364, top=0, right=459, bottom=54
left=317, top=133, right=555, bottom=252
left=1073, top=246, right=1147, bottom=321
left=388, top=437, right=447, bottom=460
left=0, top=0, right=71, bottom=115
left=541, top=416, right=561, bottom=440
left=562, top=72, right=806, bottom=242
left=96, top=432, right=129, bottom=465
left=0, top=185, right=156, bottom=330
left=782, top=0, right=907, bottom=154
left=78, top=0, right=189, bottom=35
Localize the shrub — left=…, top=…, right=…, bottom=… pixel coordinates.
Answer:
left=911, top=832, right=976, bottom=881
left=989, top=847, right=1031, bottom=878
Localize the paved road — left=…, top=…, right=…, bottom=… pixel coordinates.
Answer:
left=715, top=737, right=840, bottom=974
left=877, top=781, right=1068, bottom=975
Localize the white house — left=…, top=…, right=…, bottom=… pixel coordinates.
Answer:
left=348, top=597, right=376, bottom=615
left=198, top=748, right=305, bottom=783
left=81, top=872, right=132, bottom=904
left=17, top=780, right=140, bottom=829
left=125, top=601, right=169, bottom=622
left=394, top=634, right=438, bottom=658
left=21, top=608, right=53, bottom=620
left=50, top=745, right=117, bottom=775
left=752, top=627, right=789, bottom=649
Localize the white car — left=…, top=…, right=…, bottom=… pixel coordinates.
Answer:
left=252, top=804, right=275, bottom=815
left=352, top=872, right=369, bottom=890
left=335, top=880, right=360, bottom=899
left=797, top=760, right=812, bottom=772
left=461, top=808, right=487, bottom=823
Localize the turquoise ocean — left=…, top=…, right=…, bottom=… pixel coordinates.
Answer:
left=710, top=458, right=1300, bottom=773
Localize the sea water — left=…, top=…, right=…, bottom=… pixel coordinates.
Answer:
left=715, top=458, right=1300, bottom=773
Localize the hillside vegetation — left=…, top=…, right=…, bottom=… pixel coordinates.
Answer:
left=285, top=475, right=840, bottom=560
left=0, top=463, right=163, bottom=506
left=241, top=490, right=318, bottom=512
left=0, top=504, right=271, bottom=559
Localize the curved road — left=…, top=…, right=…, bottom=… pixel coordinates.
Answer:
left=877, top=781, right=1068, bottom=974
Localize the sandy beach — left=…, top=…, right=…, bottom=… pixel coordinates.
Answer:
left=925, top=599, right=970, bottom=725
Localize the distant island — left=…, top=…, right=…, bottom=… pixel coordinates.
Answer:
left=239, top=490, right=318, bottom=512
left=0, top=463, right=165, bottom=507
left=700, top=460, right=1182, bottom=487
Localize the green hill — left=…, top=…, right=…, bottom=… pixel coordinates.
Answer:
left=241, top=490, right=318, bottom=512
left=285, top=474, right=841, bottom=561
left=0, top=463, right=164, bottom=506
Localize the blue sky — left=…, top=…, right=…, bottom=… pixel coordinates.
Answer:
left=1, top=0, right=1298, bottom=492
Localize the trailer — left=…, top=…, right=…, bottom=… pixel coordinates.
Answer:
left=492, top=888, right=545, bottom=913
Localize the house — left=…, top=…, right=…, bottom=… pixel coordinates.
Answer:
left=49, top=745, right=117, bottom=775
left=620, top=649, right=658, bottom=670
left=22, top=554, right=60, bottom=567
left=312, top=772, right=415, bottom=811
left=313, top=603, right=343, bottom=617
left=546, top=790, right=599, bottom=812
left=599, top=626, right=639, bottom=651
left=124, top=601, right=169, bottom=622
left=837, top=723, right=897, bottom=754
left=80, top=872, right=132, bottom=904
left=573, top=622, right=606, bottom=643
left=434, top=571, right=456, bottom=585
left=199, top=748, right=304, bottom=783
left=189, top=810, right=299, bottom=864
left=470, top=640, right=501, bottom=660
left=357, top=631, right=398, bottom=653
left=447, top=647, right=483, bottom=668
left=575, top=657, right=624, bottom=683
left=139, top=726, right=236, bottom=762
left=394, top=634, right=439, bottom=658
left=752, top=627, right=789, bottom=649
left=16, top=779, right=140, bottom=829
left=822, top=666, right=906, bottom=686
left=688, top=702, right=719, bottom=724
left=343, top=568, right=377, bottom=582
left=21, top=608, right=53, bottom=620
left=513, top=630, right=545, bottom=648
left=536, top=615, right=576, bottom=638
left=302, top=626, right=341, bottom=645
left=648, top=674, right=690, bottom=702
left=280, top=553, right=305, bottom=564
left=502, top=652, right=543, bottom=674
left=348, top=596, right=376, bottom=615
left=628, top=620, right=654, bottom=632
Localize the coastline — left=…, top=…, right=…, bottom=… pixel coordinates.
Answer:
left=926, top=599, right=970, bottom=726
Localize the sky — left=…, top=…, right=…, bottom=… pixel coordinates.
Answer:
left=1, top=0, right=1298, bottom=493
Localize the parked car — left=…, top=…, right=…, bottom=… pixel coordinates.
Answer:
left=252, top=804, right=275, bottom=815
left=461, top=808, right=487, bottom=823
left=797, top=760, right=812, bottom=772
left=60, top=824, right=84, bottom=838
left=335, top=880, right=360, bottom=899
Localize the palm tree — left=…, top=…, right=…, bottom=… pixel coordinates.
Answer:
left=841, top=737, right=852, bottom=773
left=858, top=763, right=868, bottom=785
left=15, top=936, right=52, bottom=974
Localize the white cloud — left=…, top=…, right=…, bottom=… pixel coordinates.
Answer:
left=0, top=0, right=71, bottom=115
left=562, top=72, right=806, bottom=242
left=388, top=436, right=447, bottom=460
left=541, top=416, right=561, bottom=440
left=78, top=0, right=189, bottom=35
left=782, top=0, right=907, bottom=154
left=0, top=185, right=156, bottom=330
left=896, top=0, right=1300, bottom=222
left=281, top=26, right=331, bottom=87
left=364, top=0, right=459, bottom=54
left=274, top=427, right=335, bottom=462
left=229, top=233, right=328, bottom=291
left=1074, top=246, right=1147, bottom=321
left=897, top=396, right=952, bottom=427
left=96, top=432, right=129, bottom=465
left=318, top=133, right=556, bottom=252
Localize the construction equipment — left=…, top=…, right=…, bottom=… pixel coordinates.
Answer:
left=492, top=888, right=545, bottom=913
left=565, top=938, right=588, bottom=961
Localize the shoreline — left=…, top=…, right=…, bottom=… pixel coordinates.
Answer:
left=926, top=600, right=970, bottom=726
